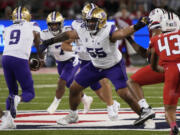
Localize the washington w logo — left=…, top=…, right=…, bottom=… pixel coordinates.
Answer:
left=0, top=108, right=180, bottom=131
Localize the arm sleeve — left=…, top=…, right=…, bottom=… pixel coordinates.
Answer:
left=32, top=22, right=41, bottom=33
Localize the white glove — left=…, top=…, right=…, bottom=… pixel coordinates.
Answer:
left=73, top=55, right=79, bottom=67
left=72, top=46, right=86, bottom=53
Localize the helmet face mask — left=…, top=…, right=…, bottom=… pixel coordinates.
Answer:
left=85, top=18, right=99, bottom=32
left=48, top=22, right=61, bottom=35
left=84, top=8, right=107, bottom=34
left=46, top=11, right=64, bottom=36
left=148, top=8, right=166, bottom=31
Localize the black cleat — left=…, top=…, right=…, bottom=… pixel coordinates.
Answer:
left=134, top=106, right=155, bottom=126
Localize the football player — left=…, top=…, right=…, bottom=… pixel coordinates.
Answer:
left=61, top=3, right=120, bottom=121
left=150, top=11, right=180, bottom=135
left=42, top=7, right=149, bottom=125
left=41, top=11, right=94, bottom=114
left=1, top=6, right=41, bottom=129
left=126, top=8, right=179, bottom=126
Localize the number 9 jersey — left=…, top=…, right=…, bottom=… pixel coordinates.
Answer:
left=71, top=20, right=122, bottom=69
left=3, top=21, right=41, bottom=60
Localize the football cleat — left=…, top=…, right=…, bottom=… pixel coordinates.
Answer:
left=47, top=97, right=61, bottom=114
left=134, top=106, right=155, bottom=126
left=0, top=112, right=16, bottom=129
left=144, top=119, right=156, bottom=129
left=113, top=100, right=120, bottom=115
left=82, top=96, right=93, bottom=113
left=107, top=105, right=118, bottom=121
left=57, top=110, right=78, bottom=125
left=170, top=125, right=179, bottom=135
left=8, top=96, right=16, bottom=118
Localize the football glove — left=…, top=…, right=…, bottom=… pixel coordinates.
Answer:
left=134, top=17, right=150, bottom=31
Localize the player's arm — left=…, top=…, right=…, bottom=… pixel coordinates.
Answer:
left=110, top=17, right=149, bottom=42
left=33, top=31, right=44, bottom=59
left=42, top=30, right=79, bottom=51
left=125, top=36, right=147, bottom=58
left=61, top=39, right=75, bottom=52
left=61, top=40, right=86, bottom=53
left=150, top=48, right=164, bottom=73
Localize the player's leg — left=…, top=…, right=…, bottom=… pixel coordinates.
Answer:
left=98, top=78, right=114, bottom=106
left=92, top=78, right=120, bottom=121
left=1, top=56, right=18, bottom=128
left=64, top=58, right=93, bottom=114
left=14, top=57, right=34, bottom=117
left=105, top=59, right=141, bottom=117
left=57, top=62, right=102, bottom=125
left=163, top=64, right=180, bottom=135
left=128, top=65, right=163, bottom=125
left=47, top=61, right=65, bottom=113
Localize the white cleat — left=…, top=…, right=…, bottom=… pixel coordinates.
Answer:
left=57, top=110, right=78, bottom=125
left=107, top=106, right=118, bottom=121
left=83, top=96, right=93, bottom=113
left=107, top=101, right=120, bottom=121
left=0, top=112, right=16, bottom=129
left=144, top=119, right=156, bottom=129
left=113, top=100, right=120, bottom=114
left=47, top=97, right=61, bottom=114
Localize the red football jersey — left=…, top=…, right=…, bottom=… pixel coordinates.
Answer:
left=151, top=30, right=180, bottom=65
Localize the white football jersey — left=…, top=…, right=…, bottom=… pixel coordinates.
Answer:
left=41, top=26, right=75, bottom=61
left=72, top=20, right=122, bottom=69
left=75, top=39, right=91, bottom=61
left=3, top=21, right=41, bottom=60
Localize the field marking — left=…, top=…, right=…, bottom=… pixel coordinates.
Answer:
left=0, top=84, right=164, bottom=91
left=0, top=108, right=179, bottom=131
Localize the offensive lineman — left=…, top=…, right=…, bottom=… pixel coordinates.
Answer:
left=61, top=3, right=121, bottom=120
left=41, top=7, right=150, bottom=125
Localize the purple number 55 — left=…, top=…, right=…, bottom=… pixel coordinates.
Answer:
left=9, top=29, right=21, bottom=45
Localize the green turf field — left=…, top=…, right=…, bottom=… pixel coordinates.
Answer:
left=0, top=73, right=170, bottom=135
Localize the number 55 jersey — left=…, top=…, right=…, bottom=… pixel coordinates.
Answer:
left=3, top=21, right=41, bottom=60
left=72, top=20, right=122, bottom=69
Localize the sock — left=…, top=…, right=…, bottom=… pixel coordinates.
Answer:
left=55, top=96, right=61, bottom=102
left=70, top=110, right=78, bottom=115
left=81, top=94, right=87, bottom=103
left=15, top=95, right=21, bottom=104
left=138, top=99, right=149, bottom=109
left=170, top=122, right=177, bottom=129
left=107, top=104, right=113, bottom=109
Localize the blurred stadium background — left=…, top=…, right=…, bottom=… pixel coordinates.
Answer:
left=0, top=0, right=180, bottom=135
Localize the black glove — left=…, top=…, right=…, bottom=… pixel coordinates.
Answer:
left=29, top=58, right=43, bottom=71
left=134, top=17, right=150, bottom=31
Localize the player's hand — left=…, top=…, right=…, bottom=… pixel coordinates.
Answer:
left=134, top=17, right=150, bottom=31
left=29, top=58, right=44, bottom=71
